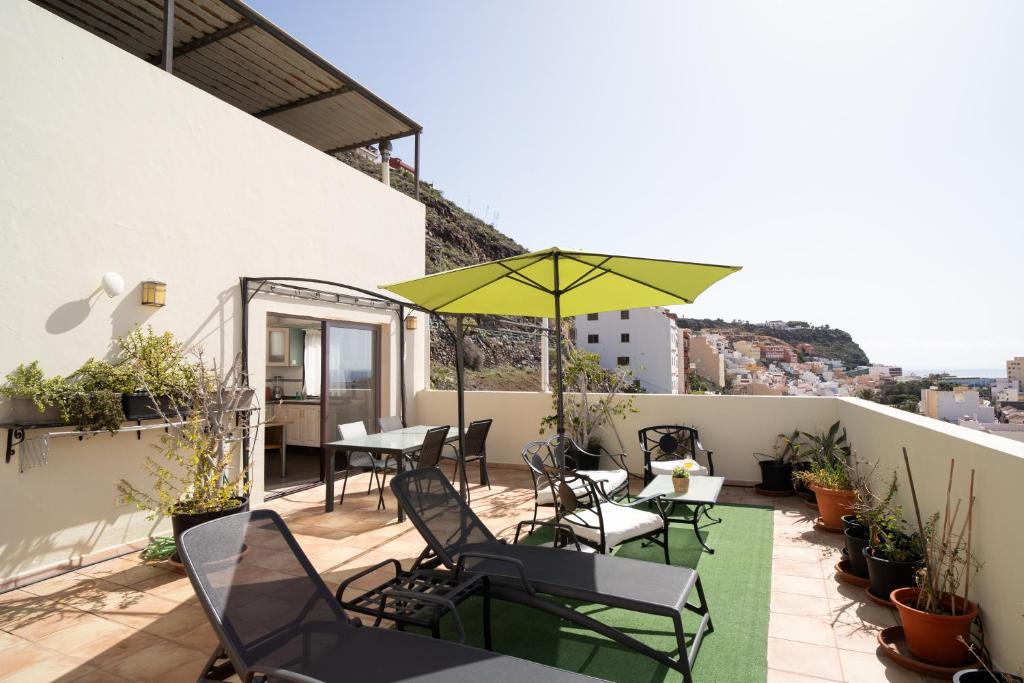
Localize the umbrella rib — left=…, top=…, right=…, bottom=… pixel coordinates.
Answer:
left=427, top=254, right=552, bottom=312
left=559, top=256, right=613, bottom=293
left=559, top=253, right=696, bottom=304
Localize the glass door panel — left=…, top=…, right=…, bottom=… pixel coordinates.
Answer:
left=323, top=323, right=379, bottom=443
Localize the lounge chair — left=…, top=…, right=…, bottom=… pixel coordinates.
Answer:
left=391, top=468, right=713, bottom=683
left=178, top=509, right=604, bottom=683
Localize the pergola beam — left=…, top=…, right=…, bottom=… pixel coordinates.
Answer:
left=148, top=18, right=253, bottom=65
left=160, top=0, right=174, bottom=72
left=254, top=85, right=352, bottom=119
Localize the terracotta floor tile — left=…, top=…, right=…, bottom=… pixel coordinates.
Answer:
left=35, top=617, right=137, bottom=658
left=771, top=592, right=834, bottom=619
left=0, top=641, right=52, bottom=679
left=772, top=574, right=828, bottom=598
left=832, top=619, right=887, bottom=654
left=767, top=637, right=844, bottom=681
left=838, top=648, right=924, bottom=683
left=769, top=613, right=837, bottom=648
left=774, top=557, right=825, bottom=579
left=767, top=669, right=842, bottom=682
left=0, top=652, right=92, bottom=683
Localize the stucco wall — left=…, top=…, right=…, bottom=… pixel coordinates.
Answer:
left=417, top=390, right=1024, bottom=666
left=0, top=0, right=426, bottom=586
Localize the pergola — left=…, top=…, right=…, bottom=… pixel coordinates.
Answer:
left=32, top=0, right=423, bottom=197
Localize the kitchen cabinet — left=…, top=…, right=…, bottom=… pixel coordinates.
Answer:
left=267, top=327, right=289, bottom=366
left=268, top=403, right=321, bottom=447
left=289, top=328, right=304, bottom=367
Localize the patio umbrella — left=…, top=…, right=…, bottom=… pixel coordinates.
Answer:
left=381, top=247, right=740, bottom=473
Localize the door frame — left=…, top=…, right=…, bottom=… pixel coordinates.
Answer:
left=321, top=319, right=383, bottom=451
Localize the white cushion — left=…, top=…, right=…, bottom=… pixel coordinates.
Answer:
left=535, top=469, right=628, bottom=505
left=563, top=503, right=663, bottom=550
left=649, top=458, right=707, bottom=477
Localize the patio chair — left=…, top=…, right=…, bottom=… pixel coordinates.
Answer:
left=178, top=509, right=602, bottom=683
left=638, top=425, right=715, bottom=484
left=416, top=425, right=451, bottom=469
left=441, top=418, right=493, bottom=491
left=541, top=467, right=671, bottom=562
left=391, top=468, right=713, bottom=683
left=521, top=436, right=630, bottom=532
left=378, top=415, right=405, bottom=431
left=338, top=421, right=394, bottom=511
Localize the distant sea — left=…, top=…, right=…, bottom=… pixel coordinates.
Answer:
left=905, top=368, right=1004, bottom=378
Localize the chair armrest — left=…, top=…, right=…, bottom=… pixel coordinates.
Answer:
left=513, top=520, right=583, bottom=550
left=335, top=558, right=402, bottom=602
left=386, top=589, right=466, bottom=643
left=455, top=552, right=536, bottom=596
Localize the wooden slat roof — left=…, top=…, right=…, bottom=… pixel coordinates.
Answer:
left=32, top=0, right=421, bottom=154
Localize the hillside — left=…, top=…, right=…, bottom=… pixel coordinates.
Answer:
left=678, top=318, right=870, bottom=368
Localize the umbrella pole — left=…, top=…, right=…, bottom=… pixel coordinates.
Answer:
left=455, top=315, right=468, bottom=497
left=553, top=253, right=565, bottom=466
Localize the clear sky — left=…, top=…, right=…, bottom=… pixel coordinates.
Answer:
left=249, top=1, right=1023, bottom=371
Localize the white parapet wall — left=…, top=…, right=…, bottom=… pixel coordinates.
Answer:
left=416, top=390, right=1024, bottom=667
left=0, top=0, right=426, bottom=588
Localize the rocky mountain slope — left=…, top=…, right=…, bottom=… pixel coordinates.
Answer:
left=678, top=318, right=870, bottom=368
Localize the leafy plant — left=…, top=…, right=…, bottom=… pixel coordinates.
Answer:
left=540, top=323, right=638, bottom=453
left=117, top=352, right=253, bottom=518
left=0, top=362, right=67, bottom=412
left=671, top=466, right=690, bottom=479
left=140, top=536, right=176, bottom=561
left=117, top=326, right=200, bottom=401
left=793, top=421, right=856, bottom=491
left=755, top=429, right=804, bottom=464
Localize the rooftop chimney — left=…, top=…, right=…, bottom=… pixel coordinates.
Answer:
left=379, top=140, right=392, bottom=187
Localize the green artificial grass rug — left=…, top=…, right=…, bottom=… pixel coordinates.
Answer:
left=433, top=502, right=773, bottom=683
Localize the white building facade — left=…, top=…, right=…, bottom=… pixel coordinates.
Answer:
left=575, top=308, right=679, bottom=394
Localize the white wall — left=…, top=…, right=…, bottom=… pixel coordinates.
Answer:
left=0, top=0, right=426, bottom=586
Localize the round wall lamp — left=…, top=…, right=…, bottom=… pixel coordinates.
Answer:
left=101, top=272, right=125, bottom=298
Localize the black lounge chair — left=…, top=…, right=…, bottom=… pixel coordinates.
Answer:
left=391, top=468, right=713, bottom=683
left=178, top=509, right=604, bottom=683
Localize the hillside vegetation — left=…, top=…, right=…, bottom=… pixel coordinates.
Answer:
left=678, top=318, right=870, bottom=368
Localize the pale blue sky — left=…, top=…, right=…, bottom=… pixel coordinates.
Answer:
left=249, top=1, right=1023, bottom=370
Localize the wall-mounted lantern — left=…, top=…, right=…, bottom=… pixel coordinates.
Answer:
left=405, top=314, right=418, bottom=331
left=141, top=280, right=167, bottom=307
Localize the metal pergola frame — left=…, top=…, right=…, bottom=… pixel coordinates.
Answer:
left=239, top=277, right=480, bottom=497
left=34, top=0, right=423, bottom=199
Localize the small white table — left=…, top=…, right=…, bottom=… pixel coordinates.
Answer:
left=323, top=425, right=462, bottom=521
left=638, top=474, right=725, bottom=554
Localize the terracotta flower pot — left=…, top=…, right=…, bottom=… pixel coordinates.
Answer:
left=810, top=485, right=856, bottom=528
left=672, top=477, right=690, bottom=494
left=891, top=587, right=978, bottom=667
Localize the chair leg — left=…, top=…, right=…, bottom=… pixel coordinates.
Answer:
left=479, top=456, right=490, bottom=489
left=339, top=464, right=350, bottom=507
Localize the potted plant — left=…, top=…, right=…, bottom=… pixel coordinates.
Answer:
left=117, top=327, right=199, bottom=420
left=0, top=362, right=65, bottom=423
left=793, top=421, right=856, bottom=529
left=843, top=470, right=896, bottom=580
left=671, top=465, right=691, bottom=493
left=891, top=450, right=980, bottom=668
left=117, top=352, right=254, bottom=562
left=62, top=358, right=127, bottom=433
left=753, top=429, right=802, bottom=492
left=540, top=323, right=638, bottom=466
left=862, top=500, right=924, bottom=602
left=954, top=635, right=1024, bottom=682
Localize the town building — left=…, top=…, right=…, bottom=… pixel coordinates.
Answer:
left=993, top=378, right=1021, bottom=403
left=575, top=307, right=679, bottom=394
left=688, top=333, right=726, bottom=388
left=920, top=387, right=996, bottom=423
left=759, top=344, right=794, bottom=363
left=1008, top=357, right=1024, bottom=385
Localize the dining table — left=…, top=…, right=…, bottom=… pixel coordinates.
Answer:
left=322, top=425, right=463, bottom=521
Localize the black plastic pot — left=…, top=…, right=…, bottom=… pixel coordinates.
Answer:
left=122, top=394, right=176, bottom=420
left=169, top=496, right=248, bottom=562
left=758, top=460, right=793, bottom=491
left=954, top=670, right=1023, bottom=682
left=843, top=527, right=870, bottom=578
left=841, top=514, right=866, bottom=533
left=863, top=546, right=920, bottom=600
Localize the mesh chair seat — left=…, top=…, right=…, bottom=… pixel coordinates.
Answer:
left=178, top=510, right=603, bottom=683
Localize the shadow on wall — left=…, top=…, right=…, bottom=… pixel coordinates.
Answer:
left=184, top=285, right=237, bottom=364
left=110, top=282, right=159, bottom=339
left=44, top=288, right=102, bottom=335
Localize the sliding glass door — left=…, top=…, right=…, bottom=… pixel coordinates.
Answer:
left=322, top=322, right=380, bottom=444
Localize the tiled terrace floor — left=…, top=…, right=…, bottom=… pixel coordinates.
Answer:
left=0, top=468, right=942, bottom=683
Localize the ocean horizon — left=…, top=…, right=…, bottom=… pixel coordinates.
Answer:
left=905, top=368, right=1004, bottom=378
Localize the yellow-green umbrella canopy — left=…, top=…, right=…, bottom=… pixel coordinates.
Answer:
left=382, top=247, right=741, bottom=317
left=381, top=247, right=740, bottom=452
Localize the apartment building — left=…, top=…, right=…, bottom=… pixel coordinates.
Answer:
left=575, top=307, right=680, bottom=394
left=920, top=386, right=996, bottom=423
left=993, top=378, right=1021, bottom=403
left=1008, top=356, right=1024, bottom=384
left=688, top=333, right=727, bottom=388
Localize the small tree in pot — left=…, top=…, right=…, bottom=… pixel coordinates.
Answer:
left=117, top=352, right=256, bottom=562
left=891, top=449, right=981, bottom=668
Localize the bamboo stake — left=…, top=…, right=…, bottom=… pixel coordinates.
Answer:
left=964, top=469, right=975, bottom=607
left=902, top=447, right=935, bottom=608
